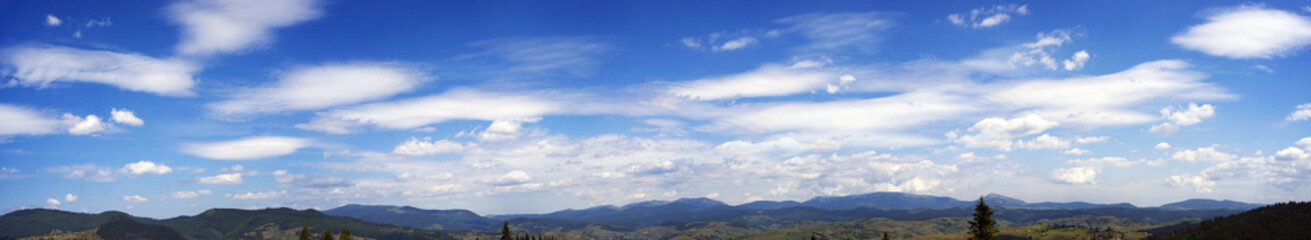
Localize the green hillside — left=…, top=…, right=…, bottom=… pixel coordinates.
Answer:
left=1146, top=201, right=1311, bottom=240
left=0, top=208, right=455, bottom=240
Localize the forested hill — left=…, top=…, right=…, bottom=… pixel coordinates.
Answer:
left=0, top=208, right=455, bottom=240
left=1147, top=201, right=1311, bottom=240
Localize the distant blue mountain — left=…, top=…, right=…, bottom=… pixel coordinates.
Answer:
left=1157, top=199, right=1264, bottom=210
left=323, top=204, right=499, bottom=231
left=737, top=200, right=802, bottom=210
left=801, top=192, right=974, bottom=210
left=1026, top=201, right=1137, bottom=209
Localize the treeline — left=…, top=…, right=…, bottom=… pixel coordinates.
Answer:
left=1147, top=201, right=1311, bottom=240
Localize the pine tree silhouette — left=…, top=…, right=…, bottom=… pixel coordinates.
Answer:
left=967, top=197, right=998, bottom=240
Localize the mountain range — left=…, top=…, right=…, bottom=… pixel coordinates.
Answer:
left=0, top=191, right=1268, bottom=240
left=325, top=192, right=1264, bottom=232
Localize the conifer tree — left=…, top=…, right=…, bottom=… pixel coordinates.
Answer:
left=321, top=230, right=335, bottom=240
left=881, top=232, right=890, bottom=240
left=299, top=226, right=311, bottom=240
left=967, top=197, right=998, bottom=240
left=339, top=228, right=353, bottom=240
left=501, top=221, right=512, bottom=240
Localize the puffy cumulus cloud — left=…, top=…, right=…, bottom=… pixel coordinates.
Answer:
left=298, top=89, right=563, bottom=134
left=1288, top=103, right=1311, bottom=121
left=1, top=46, right=199, bottom=96
left=45, top=14, right=61, bottom=26
left=109, top=108, right=144, bottom=126
left=1156, top=142, right=1173, bottom=149
left=952, top=152, right=1006, bottom=165
left=667, top=62, right=840, bottom=100
left=122, top=195, right=148, bottom=203
left=1172, top=147, right=1237, bottom=162
left=170, top=190, right=212, bottom=199
left=62, top=114, right=106, bottom=135
left=1297, top=137, right=1311, bottom=150
left=1166, top=174, right=1215, bottom=193
left=196, top=173, right=243, bottom=184
left=1150, top=103, right=1215, bottom=135
left=471, top=118, right=540, bottom=142
left=465, top=37, right=612, bottom=76
left=1274, top=147, right=1309, bottom=161
left=209, top=63, right=427, bottom=117
left=487, top=170, right=533, bottom=186
left=715, top=137, right=809, bottom=157
left=1172, top=5, right=1311, bottom=59
left=0, top=104, right=61, bottom=137
left=45, top=198, right=60, bottom=207
left=1050, top=167, right=1098, bottom=185
left=947, top=114, right=1059, bottom=151
left=1062, top=50, right=1091, bottom=71
left=984, top=60, right=1233, bottom=127
left=230, top=190, right=285, bottom=200
left=64, top=194, right=77, bottom=203
left=776, top=12, right=893, bottom=52
left=180, top=136, right=311, bottom=160
left=120, top=161, right=172, bottom=175
left=168, top=0, right=322, bottom=56
left=393, top=137, right=471, bottom=156
left=947, top=4, right=1028, bottom=28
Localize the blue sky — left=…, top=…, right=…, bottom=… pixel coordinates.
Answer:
left=2, top=0, right=1310, bottom=218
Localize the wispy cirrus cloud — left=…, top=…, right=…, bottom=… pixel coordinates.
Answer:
left=180, top=136, right=312, bottom=160
left=947, top=4, right=1029, bottom=28
left=776, top=12, right=894, bottom=52
left=209, top=62, right=428, bottom=117
left=1, top=46, right=199, bottom=96
left=461, top=37, right=612, bottom=77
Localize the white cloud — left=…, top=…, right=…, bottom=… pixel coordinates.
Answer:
left=1288, top=103, right=1311, bottom=121
left=1075, top=136, right=1109, bottom=144
left=465, top=37, right=612, bottom=76
left=1051, top=167, right=1098, bottom=185
left=121, top=161, right=172, bottom=175
left=272, top=171, right=353, bottom=188
left=393, top=137, right=470, bottom=156
left=985, top=60, right=1232, bottom=127
left=1062, top=50, right=1091, bottom=71
left=680, top=37, right=701, bottom=48
left=1273, top=147, right=1309, bottom=161
left=1151, top=103, right=1215, bottom=135
left=1252, top=64, right=1276, bottom=73
left=122, top=195, right=148, bottom=203
left=715, top=37, right=758, bottom=51
left=1172, top=147, right=1237, bottom=162
left=1067, top=157, right=1138, bottom=168
left=230, top=190, right=286, bottom=200
left=168, top=0, right=322, bottom=56
left=180, top=136, right=311, bottom=160
left=85, top=17, right=112, bottom=27
left=209, top=63, right=426, bottom=116
left=0, top=104, right=61, bottom=136
left=1062, top=148, right=1091, bottom=155
left=46, top=198, right=60, bottom=207
left=170, top=190, right=212, bottom=199
left=1, top=45, right=199, bottom=96
left=947, top=4, right=1028, bottom=28
left=1015, top=134, right=1071, bottom=150
left=62, top=114, right=105, bottom=135
left=299, top=89, right=562, bottom=133
left=49, top=164, right=117, bottom=182
left=1296, top=137, right=1311, bottom=150
left=45, top=15, right=61, bottom=26
left=489, top=170, right=533, bottom=186
left=705, top=91, right=974, bottom=147
left=1156, top=142, right=1173, bottom=149
left=667, top=63, right=836, bottom=100
left=64, top=194, right=77, bottom=203
left=948, top=114, right=1059, bottom=151
left=110, top=108, right=144, bottom=126
left=1172, top=5, right=1311, bottom=59
left=474, top=118, right=539, bottom=141
left=776, top=12, right=893, bottom=51
left=196, top=173, right=243, bottom=184
left=1166, top=174, right=1215, bottom=193
left=1008, top=30, right=1087, bottom=71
